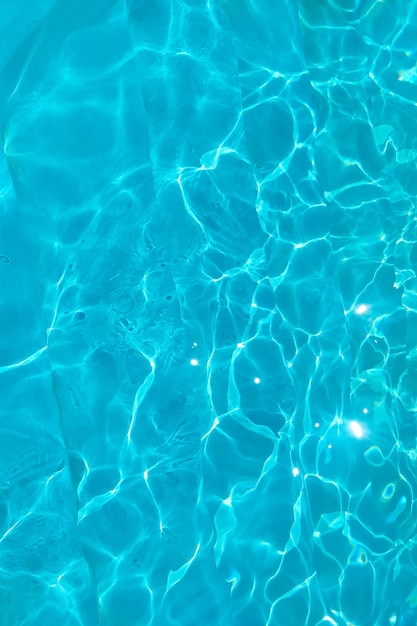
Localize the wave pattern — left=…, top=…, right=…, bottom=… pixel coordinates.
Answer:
left=1, top=0, right=417, bottom=624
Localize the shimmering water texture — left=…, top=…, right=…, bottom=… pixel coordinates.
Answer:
left=1, top=0, right=417, bottom=624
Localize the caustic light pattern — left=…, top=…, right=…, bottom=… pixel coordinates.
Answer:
left=1, top=1, right=417, bottom=625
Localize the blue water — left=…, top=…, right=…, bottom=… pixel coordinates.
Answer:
left=1, top=1, right=417, bottom=624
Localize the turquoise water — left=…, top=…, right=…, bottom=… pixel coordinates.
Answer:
left=1, top=0, right=417, bottom=624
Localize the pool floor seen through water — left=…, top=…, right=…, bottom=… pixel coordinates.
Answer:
left=1, top=1, right=417, bottom=625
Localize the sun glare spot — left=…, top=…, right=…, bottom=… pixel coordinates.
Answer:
left=355, top=304, right=368, bottom=315
left=349, top=420, right=365, bottom=439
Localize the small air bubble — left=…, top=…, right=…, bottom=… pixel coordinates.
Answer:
left=75, top=311, right=86, bottom=321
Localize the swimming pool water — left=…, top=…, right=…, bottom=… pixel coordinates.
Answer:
left=1, top=0, right=417, bottom=624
